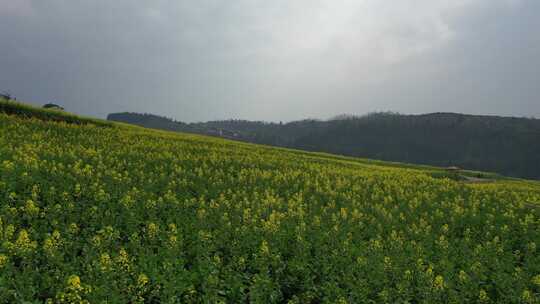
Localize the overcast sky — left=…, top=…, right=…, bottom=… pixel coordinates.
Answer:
left=1, top=0, right=539, bottom=122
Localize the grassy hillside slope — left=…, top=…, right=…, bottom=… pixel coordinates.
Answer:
left=108, top=111, right=540, bottom=180
left=1, top=100, right=540, bottom=303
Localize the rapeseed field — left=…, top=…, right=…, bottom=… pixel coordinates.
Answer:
left=0, top=103, right=539, bottom=303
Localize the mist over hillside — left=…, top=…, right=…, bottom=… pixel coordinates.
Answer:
left=108, top=112, right=540, bottom=180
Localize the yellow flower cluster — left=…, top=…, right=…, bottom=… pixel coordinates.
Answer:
left=0, top=254, right=8, bottom=268
left=43, top=230, right=62, bottom=257
left=99, top=253, right=112, bottom=272
left=146, top=222, right=158, bottom=239
left=11, top=229, right=38, bottom=255
left=53, top=275, right=91, bottom=304
left=433, top=275, right=445, bottom=290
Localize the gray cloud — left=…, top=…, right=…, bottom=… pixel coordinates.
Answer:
left=0, top=0, right=538, bottom=121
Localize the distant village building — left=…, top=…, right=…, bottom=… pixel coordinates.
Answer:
left=446, top=166, right=461, bottom=173
left=43, top=103, right=64, bottom=110
left=207, top=128, right=239, bottom=139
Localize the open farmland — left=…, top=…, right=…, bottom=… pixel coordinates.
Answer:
left=0, top=103, right=539, bottom=303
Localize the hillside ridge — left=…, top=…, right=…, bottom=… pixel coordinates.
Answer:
left=108, top=111, right=540, bottom=180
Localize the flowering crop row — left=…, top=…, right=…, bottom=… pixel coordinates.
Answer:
left=0, top=113, right=539, bottom=303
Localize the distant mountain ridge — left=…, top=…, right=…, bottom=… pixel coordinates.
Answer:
left=107, top=111, right=540, bottom=180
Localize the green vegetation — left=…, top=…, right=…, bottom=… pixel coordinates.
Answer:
left=109, top=111, right=540, bottom=180
left=0, top=98, right=112, bottom=127
left=1, top=102, right=540, bottom=303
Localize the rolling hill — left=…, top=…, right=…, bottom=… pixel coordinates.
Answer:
left=2, top=98, right=540, bottom=303
left=108, top=112, right=540, bottom=180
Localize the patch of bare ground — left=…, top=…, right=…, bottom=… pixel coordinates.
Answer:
left=461, top=176, right=494, bottom=183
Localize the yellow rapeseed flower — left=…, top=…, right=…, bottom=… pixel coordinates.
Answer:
left=15, top=229, right=37, bottom=254
left=458, top=270, right=468, bottom=282
left=433, top=275, right=445, bottom=290
left=99, top=253, right=112, bottom=271
left=532, top=274, right=540, bottom=286
left=0, top=254, right=8, bottom=268
left=67, top=275, right=81, bottom=289
left=479, top=289, right=489, bottom=302
left=147, top=222, right=158, bottom=239
left=260, top=240, right=270, bottom=255
left=23, top=199, right=40, bottom=217
left=68, top=223, right=79, bottom=234
left=521, top=290, right=532, bottom=303
left=138, top=273, right=149, bottom=286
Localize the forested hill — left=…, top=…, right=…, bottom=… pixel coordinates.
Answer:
left=107, top=112, right=540, bottom=180
left=106, top=112, right=191, bottom=132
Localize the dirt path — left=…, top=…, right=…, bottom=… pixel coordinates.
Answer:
left=461, top=175, right=494, bottom=183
